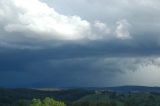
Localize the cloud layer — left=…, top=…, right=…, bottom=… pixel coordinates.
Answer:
left=0, top=0, right=136, bottom=49
left=0, top=0, right=92, bottom=41
left=0, top=0, right=159, bottom=48
left=0, top=0, right=160, bottom=87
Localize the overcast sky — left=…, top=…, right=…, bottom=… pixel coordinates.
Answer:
left=0, top=0, right=160, bottom=88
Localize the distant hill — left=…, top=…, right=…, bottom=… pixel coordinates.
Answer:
left=85, top=86, right=160, bottom=93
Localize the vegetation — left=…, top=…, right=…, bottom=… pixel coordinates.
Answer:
left=29, top=97, right=66, bottom=106
left=72, top=92, right=160, bottom=106
left=1, top=88, right=160, bottom=106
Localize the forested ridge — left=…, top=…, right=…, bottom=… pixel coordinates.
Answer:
left=1, top=88, right=160, bottom=106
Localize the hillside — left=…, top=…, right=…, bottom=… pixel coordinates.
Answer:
left=73, top=92, right=160, bottom=106
left=1, top=86, right=160, bottom=106
left=0, top=88, right=93, bottom=105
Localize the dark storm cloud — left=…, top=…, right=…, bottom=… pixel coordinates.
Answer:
left=1, top=0, right=160, bottom=87
left=0, top=35, right=160, bottom=87
left=0, top=30, right=160, bottom=74
left=0, top=35, right=160, bottom=70
left=1, top=25, right=160, bottom=87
